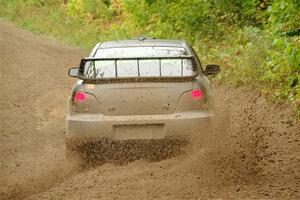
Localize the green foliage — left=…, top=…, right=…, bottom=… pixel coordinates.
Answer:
left=124, top=0, right=218, bottom=41
left=0, top=0, right=299, bottom=112
left=262, top=36, right=300, bottom=100
left=213, top=0, right=262, bottom=25
left=267, top=0, right=300, bottom=35
left=66, top=0, right=111, bottom=20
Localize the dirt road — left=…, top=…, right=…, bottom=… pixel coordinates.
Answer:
left=0, top=20, right=299, bottom=200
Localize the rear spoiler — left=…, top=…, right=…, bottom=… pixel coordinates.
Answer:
left=76, top=56, right=199, bottom=82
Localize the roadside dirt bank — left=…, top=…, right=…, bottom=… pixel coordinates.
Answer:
left=0, top=20, right=299, bottom=200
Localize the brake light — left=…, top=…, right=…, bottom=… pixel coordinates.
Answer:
left=74, top=91, right=86, bottom=102
left=191, top=89, right=203, bottom=99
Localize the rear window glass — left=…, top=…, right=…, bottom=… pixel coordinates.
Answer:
left=84, top=47, right=195, bottom=78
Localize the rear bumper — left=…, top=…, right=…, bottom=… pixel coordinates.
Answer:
left=66, top=111, right=213, bottom=140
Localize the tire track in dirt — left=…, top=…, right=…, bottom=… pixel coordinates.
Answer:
left=0, top=19, right=85, bottom=200
left=1, top=20, right=299, bottom=200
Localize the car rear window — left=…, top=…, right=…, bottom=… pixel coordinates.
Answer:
left=84, top=47, right=195, bottom=79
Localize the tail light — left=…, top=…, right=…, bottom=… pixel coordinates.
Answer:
left=71, top=91, right=98, bottom=113
left=74, top=91, right=86, bottom=102
left=191, top=89, right=203, bottom=99
left=176, top=88, right=206, bottom=112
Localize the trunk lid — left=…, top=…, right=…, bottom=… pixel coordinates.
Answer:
left=85, top=82, right=192, bottom=115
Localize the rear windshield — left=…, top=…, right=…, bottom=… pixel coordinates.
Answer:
left=84, top=47, right=195, bottom=79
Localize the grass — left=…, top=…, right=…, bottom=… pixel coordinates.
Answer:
left=0, top=0, right=299, bottom=118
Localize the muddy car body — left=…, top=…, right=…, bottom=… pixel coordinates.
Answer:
left=66, top=38, right=220, bottom=152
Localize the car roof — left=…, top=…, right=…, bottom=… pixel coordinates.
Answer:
left=98, top=38, right=187, bottom=49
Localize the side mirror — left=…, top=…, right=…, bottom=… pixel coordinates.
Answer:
left=204, top=64, right=220, bottom=76
left=68, top=68, right=79, bottom=78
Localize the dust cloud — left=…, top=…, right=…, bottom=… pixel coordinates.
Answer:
left=1, top=20, right=299, bottom=200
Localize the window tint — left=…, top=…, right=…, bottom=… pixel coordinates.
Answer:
left=182, top=59, right=194, bottom=76
left=139, top=60, right=160, bottom=77
left=85, top=61, right=115, bottom=78
left=161, top=59, right=181, bottom=76
left=116, top=60, right=138, bottom=77
left=84, top=46, right=195, bottom=78
left=84, top=58, right=194, bottom=78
